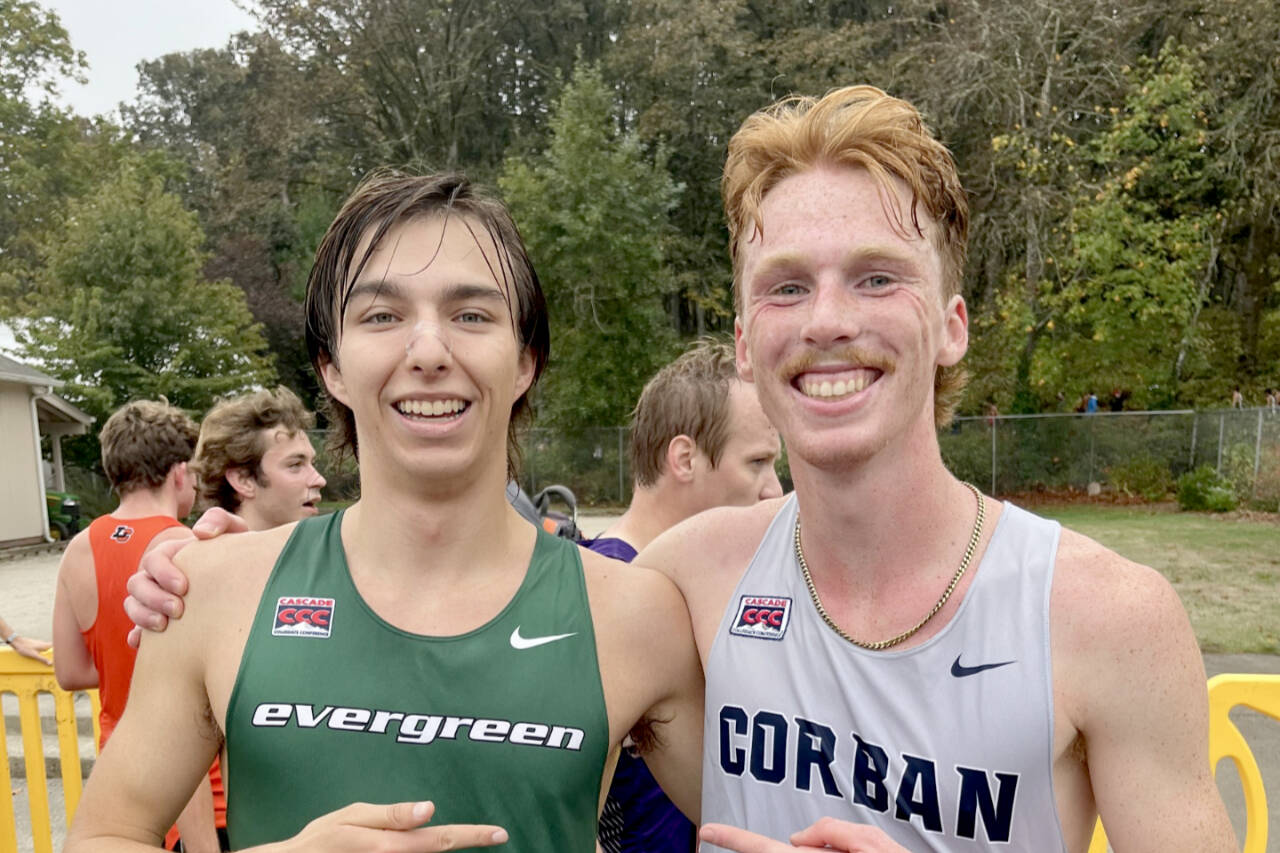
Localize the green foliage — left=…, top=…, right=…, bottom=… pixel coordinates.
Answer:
left=16, top=159, right=275, bottom=458
left=1176, top=465, right=1237, bottom=512
left=501, top=63, right=681, bottom=430
left=1107, top=455, right=1174, bottom=501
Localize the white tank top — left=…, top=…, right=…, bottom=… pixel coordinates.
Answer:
left=701, top=496, right=1067, bottom=851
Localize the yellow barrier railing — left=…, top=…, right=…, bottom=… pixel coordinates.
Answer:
left=1089, top=673, right=1279, bottom=853
left=0, top=649, right=99, bottom=853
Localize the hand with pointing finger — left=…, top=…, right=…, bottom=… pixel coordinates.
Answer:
left=282, top=800, right=508, bottom=852
left=700, top=818, right=911, bottom=853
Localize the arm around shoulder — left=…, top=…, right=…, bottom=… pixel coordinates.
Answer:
left=1052, top=533, right=1236, bottom=853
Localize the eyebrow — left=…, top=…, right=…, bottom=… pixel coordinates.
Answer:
left=751, top=246, right=919, bottom=280
left=343, top=279, right=507, bottom=312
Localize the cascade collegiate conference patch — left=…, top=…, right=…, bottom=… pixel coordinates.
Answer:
left=272, top=596, right=335, bottom=638
left=729, top=595, right=792, bottom=641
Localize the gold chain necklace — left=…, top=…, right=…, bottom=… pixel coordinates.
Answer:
left=794, top=482, right=985, bottom=651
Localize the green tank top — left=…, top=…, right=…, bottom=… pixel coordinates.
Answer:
left=224, top=511, right=609, bottom=851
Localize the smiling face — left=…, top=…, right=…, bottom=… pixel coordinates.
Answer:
left=319, top=215, right=535, bottom=488
left=734, top=165, right=968, bottom=471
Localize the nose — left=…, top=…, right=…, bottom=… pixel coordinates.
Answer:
left=310, top=466, right=327, bottom=489
left=760, top=467, right=783, bottom=501
left=404, top=320, right=453, bottom=372
left=800, top=280, right=856, bottom=348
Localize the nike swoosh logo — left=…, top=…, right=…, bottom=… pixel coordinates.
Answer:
left=950, top=655, right=1016, bottom=677
left=509, top=627, right=577, bottom=650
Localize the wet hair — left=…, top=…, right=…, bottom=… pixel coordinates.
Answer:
left=723, top=85, right=970, bottom=427
left=190, top=386, right=315, bottom=513
left=628, top=339, right=743, bottom=488
left=304, top=170, right=550, bottom=476
left=99, top=400, right=198, bottom=496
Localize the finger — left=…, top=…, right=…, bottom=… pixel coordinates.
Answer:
left=699, top=824, right=785, bottom=853
left=331, top=800, right=435, bottom=830
left=126, top=624, right=145, bottom=649
left=790, top=817, right=895, bottom=851
left=409, top=823, right=510, bottom=850
left=124, top=591, right=177, bottom=633
left=192, top=507, right=249, bottom=538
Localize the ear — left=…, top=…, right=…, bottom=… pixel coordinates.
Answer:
left=319, top=354, right=350, bottom=407
left=171, top=461, right=189, bottom=491
left=513, top=346, right=536, bottom=400
left=665, top=435, right=699, bottom=484
left=734, top=316, right=754, bottom=382
left=937, top=294, right=969, bottom=368
left=226, top=467, right=257, bottom=501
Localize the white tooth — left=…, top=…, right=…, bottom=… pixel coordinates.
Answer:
left=450, top=400, right=461, bottom=413
left=820, top=380, right=832, bottom=397
left=833, top=380, right=847, bottom=396
left=413, top=400, right=426, bottom=415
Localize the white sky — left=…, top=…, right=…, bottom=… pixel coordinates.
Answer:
left=40, top=0, right=258, bottom=118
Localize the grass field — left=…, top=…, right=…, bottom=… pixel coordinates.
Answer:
left=1033, top=503, right=1280, bottom=655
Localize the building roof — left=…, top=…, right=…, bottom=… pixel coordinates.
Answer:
left=0, top=352, right=61, bottom=388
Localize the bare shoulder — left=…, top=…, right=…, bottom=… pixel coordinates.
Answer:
left=579, top=546, right=687, bottom=626
left=175, top=522, right=299, bottom=610
left=1052, top=527, right=1189, bottom=643
left=57, top=527, right=94, bottom=580
left=1051, top=526, right=1202, bottom=724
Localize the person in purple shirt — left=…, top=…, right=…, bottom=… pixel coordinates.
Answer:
left=587, top=338, right=782, bottom=853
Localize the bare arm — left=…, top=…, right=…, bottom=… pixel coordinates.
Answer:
left=173, top=775, right=218, bottom=853
left=0, top=613, right=50, bottom=664
left=1054, top=536, right=1236, bottom=853
left=52, top=533, right=98, bottom=690
left=619, top=568, right=705, bottom=823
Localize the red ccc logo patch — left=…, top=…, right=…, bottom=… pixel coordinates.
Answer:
left=729, top=595, right=792, bottom=641
left=272, top=596, right=335, bottom=638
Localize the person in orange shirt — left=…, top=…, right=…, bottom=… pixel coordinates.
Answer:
left=51, top=399, right=216, bottom=852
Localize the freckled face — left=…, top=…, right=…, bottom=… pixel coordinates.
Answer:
left=734, top=166, right=967, bottom=470
left=319, top=216, right=534, bottom=485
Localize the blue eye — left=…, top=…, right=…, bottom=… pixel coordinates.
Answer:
left=865, top=275, right=893, bottom=288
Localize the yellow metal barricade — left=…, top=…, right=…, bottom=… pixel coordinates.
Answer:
left=1089, top=673, right=1279, bottom=853
left=0, top=648, right=99, bottom=853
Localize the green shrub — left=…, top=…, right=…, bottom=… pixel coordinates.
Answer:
left=1176, top=465, right=1238, bottom=512
left=1107, top=455, right=1174, bottom=500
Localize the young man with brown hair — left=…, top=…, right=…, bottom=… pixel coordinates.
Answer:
left=189, top=386, right=326, bottom=530
left=51, top=400, right=212, bottom=851
left=67, top=172, right=703, bottom=853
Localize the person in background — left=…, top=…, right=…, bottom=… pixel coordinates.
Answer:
left=188, top=386, right=326, bottom=530
left=51, top=400, right=214, bottom=852
left=593, top=338, right=781, bottom=853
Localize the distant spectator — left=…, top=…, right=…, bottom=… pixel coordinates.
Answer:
left=1266, top=388, right=1277, bottom=414
left=1086, top=391, right=1098, bottom=414
left=985, top=401, right=999, bottom=427
left=0, top=614, right=50, bottom=664
left=1231, top=386, right=1244, bottom=409
left=1109, top=388, right=1129, bottom=412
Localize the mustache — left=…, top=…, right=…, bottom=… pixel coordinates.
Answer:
left=778, top=347, right=894, bottom=378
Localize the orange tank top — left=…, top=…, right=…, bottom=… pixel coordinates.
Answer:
left=84, top=514, right=227, bottom=841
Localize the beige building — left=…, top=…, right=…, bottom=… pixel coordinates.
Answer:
left=0, top=354, right=93, bottom=547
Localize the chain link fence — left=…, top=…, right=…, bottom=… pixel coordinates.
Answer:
left=310, top=409, right=1280, bottom=509
left=942, top=408, right=1280, bottom=505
